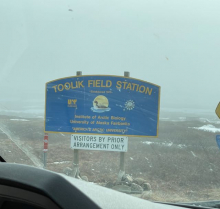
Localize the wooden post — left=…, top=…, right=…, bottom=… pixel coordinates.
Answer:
left=43, top=133, right=48, bottom=168
left=72, top=71, right=82, bottom=178
left=118, top=71, right=130, bottom=181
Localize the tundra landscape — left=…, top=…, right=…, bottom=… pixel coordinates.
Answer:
left=1, top=109, right=220, bottom=202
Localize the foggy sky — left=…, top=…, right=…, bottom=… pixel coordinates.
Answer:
left=0, top=0, right=220, bottom=112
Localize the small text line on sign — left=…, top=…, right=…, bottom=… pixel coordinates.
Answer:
left=71, top=135, right=128, bottom=152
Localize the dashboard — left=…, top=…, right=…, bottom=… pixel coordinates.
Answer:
left=0, top=163, right=188, bottom=209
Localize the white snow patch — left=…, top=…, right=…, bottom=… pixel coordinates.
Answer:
left=177, top=144, right=186, bottom=149
left=190, top=124, right=220, bottom=133
left=130, top=157, right=134, bottom=160
left=10, top=119, right=29, bottom=122
left=143, top=141, right=153, bottom=145
left=143, top=141, right=173, bottom=147
left=166, top=142, right=173, bottom=147
left=179, top=117, right=186, bottom=120
left=48, top=161, right=71, bottom=165
left=191, top=151, right=197, bottom=157
left=143, top=141, right=187, bottom=149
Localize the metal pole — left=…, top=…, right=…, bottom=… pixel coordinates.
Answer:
left=124, top=71, right=130, bottom=78
left=43, top=152, right=47, bottom=168
left=73, top=71, right=82, bottom=178
left=118, top=71, right=130, bottom=181
left=43, top=152, right=45, bottom=168
left=76, top=71, right=82, bottom=76
left=43, top=133, right=48, bottom=169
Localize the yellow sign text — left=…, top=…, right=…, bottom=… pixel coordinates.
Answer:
left=52, top=81, right=84, bottom=93
left=88, top=80, right=112, bottom=88
left=116, top=81, right=152, bottom=95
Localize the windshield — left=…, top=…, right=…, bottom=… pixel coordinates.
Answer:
left=1, top=0, right=220, bottom=204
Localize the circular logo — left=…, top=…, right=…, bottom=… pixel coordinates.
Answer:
left=91, top=95, right=111, bottom=113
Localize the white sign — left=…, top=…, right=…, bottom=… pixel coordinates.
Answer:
left=71, top=135, right=128, bottom=152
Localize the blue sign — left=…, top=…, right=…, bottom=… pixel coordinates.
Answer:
left=45, top=75, right=160, bottom=137
left=216, top=135, right=220, bottom=149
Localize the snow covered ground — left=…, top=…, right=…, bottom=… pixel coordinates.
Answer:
left=189, top=124, right=220, bottom=133
left=10, top=119, right=30, bottom=122
left=142, top=141, right=187, bottom=149
left=0, top=109, right=44, bottom=118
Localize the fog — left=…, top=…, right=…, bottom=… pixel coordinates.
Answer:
left=0, top=0, right=220, bottom=113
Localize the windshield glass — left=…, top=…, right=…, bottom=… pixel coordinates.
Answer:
left=1, top=0, right=220, bottom=203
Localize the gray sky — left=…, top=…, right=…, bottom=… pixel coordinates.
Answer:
left=0, top=0, right=220, bottom=111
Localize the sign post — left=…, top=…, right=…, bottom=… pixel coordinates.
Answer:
left=72, top=71, right=82, bottom=178
left=43, top=133, right=48, bottom=168
left=118, top=71, right=130, bottom=181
